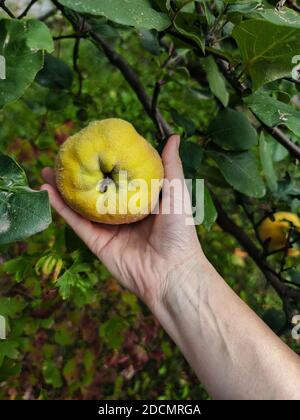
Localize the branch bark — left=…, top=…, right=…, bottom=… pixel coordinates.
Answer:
left=0, top=0, right=15, bottom=18
left=18, top=0, right=39, bottom=19
left=51, top=0, right=172, bottom=140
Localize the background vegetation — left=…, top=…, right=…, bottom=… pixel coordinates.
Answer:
left=0, top=0, right=300, bottom=400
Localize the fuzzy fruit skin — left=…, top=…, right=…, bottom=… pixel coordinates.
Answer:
left=55, top=119, right=164, bottom=224
left=258, top=212, right=300, bottom=253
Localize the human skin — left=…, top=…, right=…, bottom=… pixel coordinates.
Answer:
left=41, top=135, right=300, bottom=400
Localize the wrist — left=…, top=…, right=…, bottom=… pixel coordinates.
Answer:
left=152, top=251, right=213, bottom=322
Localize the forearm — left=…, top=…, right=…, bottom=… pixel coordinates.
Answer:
left=153, top=255, right=300, bottom=400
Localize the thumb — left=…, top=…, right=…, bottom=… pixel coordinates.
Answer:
left=162, top=135, right=184, bottom=181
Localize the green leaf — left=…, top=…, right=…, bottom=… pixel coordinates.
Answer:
left=25, top=19, right=54, bottom=53
left=0, top=359, right=21, bottom=381
left=0, top=155, right=27, bottom=189
left=257, top=7, right=300, bottom=28
left=2, top=256, right=32, bottom=283
left=173, top=12, right=205, bottom=53
left=262, top=308, right=286, bottom=333
left=0, top=341, right=19, bottom=367
left=58, top=0, right=171, bottom=30
left=207, top=148, right=265, bottom=198
left=42, top=360, right=63, bottom=388
left=57, top=257, right=90, bottom=300
left=171, top=108, right=196, bottom=137
left=273, top=142, right=288, bottom=162
left=201, top=56, right=229, bottom=107
left=36, top=53, right=73, bottom=90
left=198, top=163, right=230, bottom=188
left=54, top=329, right=74, bottom=346
left=232, top=16, right=300, bottom=89
left=89, top=18, right=120, bottom=40
left=208, top=108, right=257, bottom=151
left=259, top=132, right=277, bottom=193
left=226, top=0, right=263, bottom=16
left=245, top=91, right=300, bottom=138
left=0, top=297, right=26, bottom=318
left=180, top=140, right=203, bottom=177
left=99, top=317, right=127, bottom=350
left=139, top=29, right=161, bottom=56
left=0, top=19, right=54, bottom=108
left=0, top=155, right=52, bottom=245
left=203, top=186, right=217, bottom=230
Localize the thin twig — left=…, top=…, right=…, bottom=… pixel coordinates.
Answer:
left=287, top=0, right=300, bottom=12
left=54, top=33, right=86, bottom=41
left=73, top=37, right=84, bottom=97
left=0, top=1, right=15, bottom=18
left=51, top=0, right=173, bottom=140
left=18, top=0, right=39, bottom=19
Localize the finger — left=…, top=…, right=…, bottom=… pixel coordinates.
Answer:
left=41, top=183, right=98, bottom=246
left=161, top=135, right=193, bottom=220
left=41, top=180, right=118, bottom=257
left=42, top=167, right=56, bottom=187
left=161, top=135, right=184, bottom=182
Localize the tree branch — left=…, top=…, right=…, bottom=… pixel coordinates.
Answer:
left=164, top=29, right=300, bottom=160
left=89, top=31, right=173, bottom=140
left=287, top=0, right=300, bottom=12
left=18, top=0, right=39, bottom=19
left=73, top=37, right=84, bottom=97
left=51, top=0, right=172, bottom=140
left=0, top=1, right=15, bottom=18
left=53, top=33, right=86, bottom=41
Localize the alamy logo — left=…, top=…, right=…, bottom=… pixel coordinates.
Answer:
left=0, top=316, right=6, bottom=340
left=291, top=315, right=300, bottom=341
left=292, top=55, right=300, bottom=80
left=0, top=55, right=6, bottom=80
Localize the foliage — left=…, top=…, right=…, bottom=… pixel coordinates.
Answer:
left=0, top=0, right=300, bottom=400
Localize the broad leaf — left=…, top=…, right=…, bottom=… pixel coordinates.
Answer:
left=259, top=132, right=277, bottom=192
left=0, top=19, right=54, bottom=108
left=245, top=91, right=300, bottom=138
left=226, top=0, right=264, bottom=16
left=0, top=297, right=26, bottom=318
left=232, top=15, right=300, bottom=89
left=180, top=140, right=203, bottom=178
left=171, top=109, right=196, bottom=138
left=208, top=108, right=257, bottom=151
left=0, top=155, right=52, bottom=245
left=99, top=317, right=127, bottom=350
left=201, top=56, right=229, bottom=107
left=139, top=30, right=161, bottom=56
left=173, top=11, right=205, bottom=53
left=58, top=0, right=171, bottom=30
left=207, top=148, right=265, bottom=198
left=36, top=53, right=73, bottom=90
left=203, top=186, right=217, bottom=230
left=42, top=360, right=63, bottom=388
left=257, top=7, right=300, bottom=28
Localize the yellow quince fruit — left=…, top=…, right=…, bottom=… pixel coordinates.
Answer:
left=55, top=119, right=164, bottom=224
left=258, top=211, right=300, bottom=254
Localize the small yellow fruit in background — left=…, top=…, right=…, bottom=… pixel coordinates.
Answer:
left=258, top=212, right=300, bottom=254
left=55, top=119, right=164, bottom=224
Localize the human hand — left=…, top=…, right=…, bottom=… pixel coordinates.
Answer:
left=41, top=135, right=204, bottom=312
